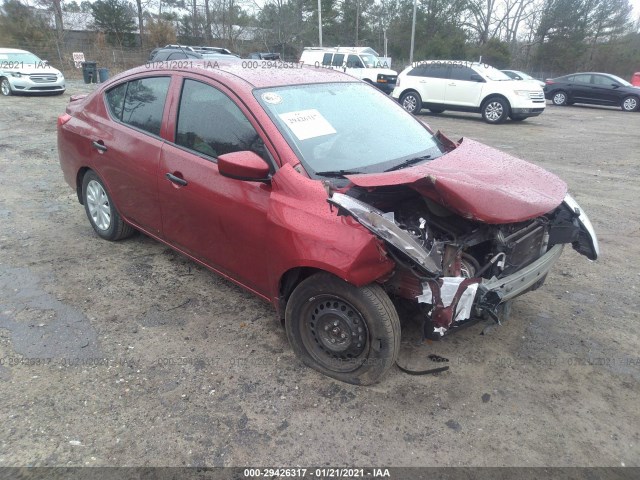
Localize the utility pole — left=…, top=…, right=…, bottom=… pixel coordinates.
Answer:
left=318, top=0, right=323, bottom=46
left=409, top=0, right=417, bottom=64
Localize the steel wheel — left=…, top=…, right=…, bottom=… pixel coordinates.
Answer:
left=622, top=96, right=638, bottom=112
left=86, top=179, right=112, bottom=231
left=482, top=97, right=509, bottom=124
left=302, top=295, right=369, bottom=372
left=285, top=272, right=400, bottom=385
left=552, top=91, right=567, bottom=106
left=399, top=91, right=422, bottom=114
left=1, top=78, right=12, bottom=96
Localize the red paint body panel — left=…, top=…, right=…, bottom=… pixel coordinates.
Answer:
left=346, top=138, right=567, bottom=223
left=57, top=65, right=395, bottom=307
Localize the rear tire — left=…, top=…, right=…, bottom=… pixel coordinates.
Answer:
left=285, top=273, right=400, bottom=385
left=552, top=90, right=568, bottom=106
left=399, top=91, right=422, bottom=115
left=82, top=170, right=135, bottom=241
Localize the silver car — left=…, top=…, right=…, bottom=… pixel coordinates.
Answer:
left=0, top=48, right=66, bottom=96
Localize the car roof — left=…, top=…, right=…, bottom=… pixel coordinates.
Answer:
left=121, top=61, right=355, bottom=92
left=0, top=48, right=30, bottom=54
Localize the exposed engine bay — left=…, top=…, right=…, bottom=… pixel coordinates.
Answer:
left=328, top=185, right=599, bottom=337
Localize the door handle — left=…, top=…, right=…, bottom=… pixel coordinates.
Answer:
left=166, top=172, right=188, bottom=186
left=92, top=140, right=107, bottom=152
left=448, top=83, right=456, bottom=86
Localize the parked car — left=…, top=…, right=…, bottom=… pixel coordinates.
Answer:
left=393, top=60, right=545, bottom=123
left=148, top=45, right=239, bottom=62
left=0, top=48, right=65, bottom=96
left=147, top=48, right=240, bottom=63
left=501, top=69, right=545, bottom=88
left=57, top=62, right=598, bottom=385
left=299, top=47, right=397, bottom=93
left=248, top=52, right=281, bottom=60
left=544, top=72, right=640, bottom=112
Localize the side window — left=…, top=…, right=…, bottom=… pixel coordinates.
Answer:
left=573, top=74, right=591, bottom=84
left=322, top=53, right=332, bottom=66
left=347, top=54, right=363, bottom=68
left=332, top=54, right=345, bottom=67
left=175, top=79, right=265, bottom=160
left=592, top=75, right=614, bottom=86
left=105, top=82, right=127, bottom=120
left=121, top=77, right=170, bottom=136
left=566, top=75, right=575, bottom=82
left=408, top=66, right=426, bottom=76
left=423, top=65, right=449, bottom=79
left=449, top=66, right=476, bottom=81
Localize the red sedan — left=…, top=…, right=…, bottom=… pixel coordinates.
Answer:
left=57, top=61, right=599, bottom=384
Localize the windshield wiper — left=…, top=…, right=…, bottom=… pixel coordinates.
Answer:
left=384, top=155, right=431, bottom=172
left=314, top=169, right=361, bottom=178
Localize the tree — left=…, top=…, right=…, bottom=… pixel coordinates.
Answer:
left=147, top=16, right=177, bottom=45
left=0, top=0, right=52, bottom=44
left=91, top=0, right=137, bottom=47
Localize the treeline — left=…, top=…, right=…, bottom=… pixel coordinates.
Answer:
left=1, top=0, right=639, bottom=77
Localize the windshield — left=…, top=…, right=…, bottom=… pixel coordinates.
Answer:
left=0, top=52, right=43, bottom=64
left=515, top=71, right=534, bottom=80
left=476, top=64, right=511, bottom=81
left=608, top=74, right=632, bottom=87
left=255, top=83, right=444, bottom=176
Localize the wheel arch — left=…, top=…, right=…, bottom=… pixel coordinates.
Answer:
left=76, top=166, right=91, bottom=204
left=481, top=93, right=511, bottom=110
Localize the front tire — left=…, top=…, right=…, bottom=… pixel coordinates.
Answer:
left=552, top=90, right=568, bottom=106
left=399, top=91, right=422, bottom=115
left=82, top=170, right=134, bottom=241
left=1, top=78, right=13, bottom=96
left=621, top=96, right=639, bottom=112
left=285, top=273, right=400, bottom=385
left=481, top=97, right=509, bottom=124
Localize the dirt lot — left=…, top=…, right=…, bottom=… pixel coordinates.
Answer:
left=0, top=80, right=638, bottom=468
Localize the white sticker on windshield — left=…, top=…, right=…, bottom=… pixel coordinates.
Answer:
left=261, top=92, right=282, bottom=104
left=278, top=109, right=337, bottom=141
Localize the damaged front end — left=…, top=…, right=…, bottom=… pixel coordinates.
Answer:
left=328, top=190, right=598, bottom=338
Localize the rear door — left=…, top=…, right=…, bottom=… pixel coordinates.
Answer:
left=94, top=75, right=171, bottom=234
left=158, top=77, right=275, bottom=294
left=408, top=64, right=447, bottom=104
left=570, top=74, right=592, bottom=102
left=444, top=65, right=484, bottom=107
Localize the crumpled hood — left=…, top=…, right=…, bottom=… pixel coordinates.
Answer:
left=345, top=138, right=567, bottom=224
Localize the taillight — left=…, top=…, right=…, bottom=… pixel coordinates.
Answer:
left=57, top=113, right=71, bottom=127
left=396, top=77, right=401, bottom=87
left=545, top=79, right=554, bottom=85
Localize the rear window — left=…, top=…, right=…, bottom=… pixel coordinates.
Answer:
left=105, top=76, right=170, bottom=136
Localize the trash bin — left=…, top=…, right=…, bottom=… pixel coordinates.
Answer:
left=81, top=61, right=97, bottom=84
left=98, top=68, right=109, bottom=83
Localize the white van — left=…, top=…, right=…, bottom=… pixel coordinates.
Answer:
left=299, top=47, right=397, bottom=94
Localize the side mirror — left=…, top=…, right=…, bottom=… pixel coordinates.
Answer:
left=611, top=83, right=620, bottom=88
left=470, top=73, right=485, bottom=82
left=218, top=151, right=271, bottom=182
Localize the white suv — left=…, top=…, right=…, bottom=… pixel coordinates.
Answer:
left=392, top=60, right=545, bottom=123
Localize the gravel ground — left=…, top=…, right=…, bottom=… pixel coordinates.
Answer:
left=0, top=79, right=638, bottom=468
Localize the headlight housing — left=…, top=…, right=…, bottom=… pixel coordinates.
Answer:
left=514, top=90, right=530, bottom=97
left=10, top=72, right=23, bottom=78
